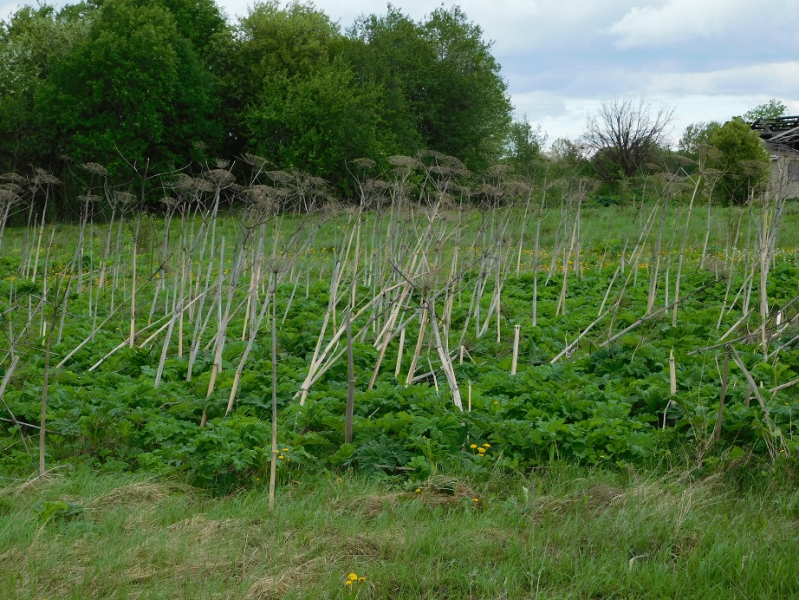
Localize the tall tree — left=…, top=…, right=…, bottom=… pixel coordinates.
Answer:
left=36, top=0, right=219, bottom=174
left=345, top=6, right=512, bottom=171
left=744, top=99, right=788, bottom=123
left=707, top=118, right=770, bottom=205
left=0, top=5, right=90, bottom=171
left=584, top=95, right=674, bottom=181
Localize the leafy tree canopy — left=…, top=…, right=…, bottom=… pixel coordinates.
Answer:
left=743, top=99, right=788, bottom=123
left=707, top=118, right=770, bottom=205
left=36, top=0, right=220, bottom=174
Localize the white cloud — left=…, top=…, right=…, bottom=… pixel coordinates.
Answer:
left=647, top=62, right=799, bottom=96
left=605, top=0, right=751, bottom=48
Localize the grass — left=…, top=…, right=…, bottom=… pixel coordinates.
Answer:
left=1, top=464, right=797, bottom=599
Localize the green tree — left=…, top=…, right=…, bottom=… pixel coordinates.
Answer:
left=707, top=118, right=770, bottom=204
left=678, top=121, right=721, bottom=156
left=0, top=5, right=90, bottom=171
left=244, top=57, right=389, bottom=186
left=343, top=7, right=429, bottom=154
left=224, top=1, right=339, bottom=157
left=36, top=0, right=219, bottom=173
left=584, top=96, right=674, bottom=182
left=505, top=115, right=545, bottom=173
left=744, top=99, right=788, bottom=123
left=345, top=5, right=512, bottom=171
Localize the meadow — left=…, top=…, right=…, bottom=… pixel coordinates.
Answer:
left=0, top=180, right=798, bottom=597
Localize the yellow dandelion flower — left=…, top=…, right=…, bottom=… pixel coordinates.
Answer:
left=358, top=577, right=366, bottom=582
left=473, top=498, right=479, bottom=502
left=345, top=580, right=352, bottom=586
left=283, top=448, right=289, bottom=451
left=482, top=443, right=491, bottom=448
left=415, top=488, right=422, bottom=493
left=278, top=455, right=284, bottom=459
left=477, top=447, right=486, bottom=454
left=348, top=573, right=358, bottom=581
left=493, top=401, right=499, bottom=405
left=469, top=444, right=477, bottom=449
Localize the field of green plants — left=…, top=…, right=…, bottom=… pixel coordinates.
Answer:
left=1, top=171, right=798, bottom=597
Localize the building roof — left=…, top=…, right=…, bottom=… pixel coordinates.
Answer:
left=751, top=116, right=799, bottom=152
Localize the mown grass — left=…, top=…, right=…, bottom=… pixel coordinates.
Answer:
left=1, top=464, right=797, bottom=599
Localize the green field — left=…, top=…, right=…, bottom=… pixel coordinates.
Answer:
left=1, top=201, right=798, bottom=598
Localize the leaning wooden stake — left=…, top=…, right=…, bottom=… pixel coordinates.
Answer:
left=511, top=325, right=520, bottom=375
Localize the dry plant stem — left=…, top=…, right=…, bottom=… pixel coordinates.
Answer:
left=0, top=355, right=26, bottom=452
left=717, top=309, right=754, bottom=344
left=770, top=377, right=799, bottom=395
left=426, top=296, right=463, bottom=410
left=87, top=315, right=171, bottom=372
left=600, top=284, right=711, bottom=348
left=647, top=196, right=669, bottom=314
left=296, top=283, right=402, bottom=404
left=730, top=346, right=785, bottom=457
left=130, top=242, right=136, bottom=349
left=669, top=348, right=677, bottom=395
left=511, top=325, right=520, bottom=375
left=56, top=298, right=130, bottom=368
left=395, top=328, right=405, bottom=378
left=368, top=261, right=415, bottom=390
left=268, top=277, right=278, bottom=513
left=550, top=308, right=611, bottom=364
left=345, top=310, right=355, bottom=443
left=153, top=251, right=191, bottom=389
left=714, top=349, right=729, bottom=441
left=406, top=308, right=429, bottom=387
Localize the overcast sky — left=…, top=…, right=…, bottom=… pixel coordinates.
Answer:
left=4, top=0, right=798, bottom=147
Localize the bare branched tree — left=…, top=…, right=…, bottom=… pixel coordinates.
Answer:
left=584, top=96, right=674, bottom=180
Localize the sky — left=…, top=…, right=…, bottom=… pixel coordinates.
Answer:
left=3, top=0, right=798, bottom=148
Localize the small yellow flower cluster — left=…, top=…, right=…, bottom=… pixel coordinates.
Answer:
left=345, top=572, right=366, bottom=587
left=469, top=443, right=491, bottom=457
left=275, top=447, right=291, bottom=463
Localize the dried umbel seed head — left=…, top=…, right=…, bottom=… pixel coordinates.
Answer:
left=159, top=196, right=179, bottom=209
left=266, top=170, right=293, bottom=184
left=246, top=185, right=271, bottom=204
left=242, top=153, right=272, bottom=168
left=77, top=194, right=102, bottom=204
left=365, top=178, right=389, bottom=192
left=441, top=155, right=466, bottom=171
left=428, top=165, right=452, bottom=177
left=485, top=164, right=510, bottom=179
left=388, top=155, right=421, bottom=169
left=113, top=191, right=137, bottom=206
left=0, top=183, right=23, bottom=196
left=79, top=162, right=109, bottom=177
left=214, top=158, right=231, bottom=170
left=0, top=190, right=18, bottom=204
left=504, top=180, right=532, bottom=197
left=352, top=157, right=376, bottom=169
left=0, top=172, right=26, bottom=184
left=472, top=183, right=502, bottom=198
left=205, top=169, right=235, bottom=186
left=436, top=192, right=456, bottom=210
left=33, top=168, right=60, bottom=186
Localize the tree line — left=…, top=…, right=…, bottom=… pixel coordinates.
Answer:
left=0, top=1, right=516, bottom=192
left=0, top=0, right=784, bottom=212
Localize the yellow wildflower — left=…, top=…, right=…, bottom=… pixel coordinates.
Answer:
left=469, top=444, right=477, bottom=449
left=348, top=573, right=358, bottom=581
